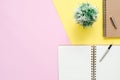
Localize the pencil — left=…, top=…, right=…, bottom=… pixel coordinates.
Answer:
left=110, top=17, right=117, bottom=29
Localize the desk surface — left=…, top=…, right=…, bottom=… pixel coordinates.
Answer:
left=53, top=0, right=120, bottom=44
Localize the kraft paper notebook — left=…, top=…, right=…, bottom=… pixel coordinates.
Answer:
left=58, top=45, right=120, bottom=80
left=104, top=0, right=120, bottom=37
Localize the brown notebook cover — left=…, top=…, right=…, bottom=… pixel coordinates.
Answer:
left=104, top=0, right=120, bottom=37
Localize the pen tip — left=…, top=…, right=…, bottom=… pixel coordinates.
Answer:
left=99, top=59, right=102, bottom=63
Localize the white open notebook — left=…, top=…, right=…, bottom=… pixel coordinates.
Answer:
left=58, top=45, right=120, bottom=80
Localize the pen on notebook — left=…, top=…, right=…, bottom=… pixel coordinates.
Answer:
left=110, top=17, right=117, bottom=29
left=99, top=44, right=112, bottom=63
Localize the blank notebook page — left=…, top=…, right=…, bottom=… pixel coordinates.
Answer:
left=96, top=46, right=120, bottom=80
left=58, top=46, right=91, bottom=80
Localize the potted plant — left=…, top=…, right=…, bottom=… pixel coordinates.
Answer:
left=74, top=3, right=98, bottom=27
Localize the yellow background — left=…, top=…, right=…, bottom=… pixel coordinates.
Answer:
left=53, top=0, right=120, bottom=44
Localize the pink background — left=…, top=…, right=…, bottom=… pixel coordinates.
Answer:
left=0, top=0, right=70, bottom=80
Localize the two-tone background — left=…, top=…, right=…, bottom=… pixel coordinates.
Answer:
left=0, top=0, right=120, bottom=80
